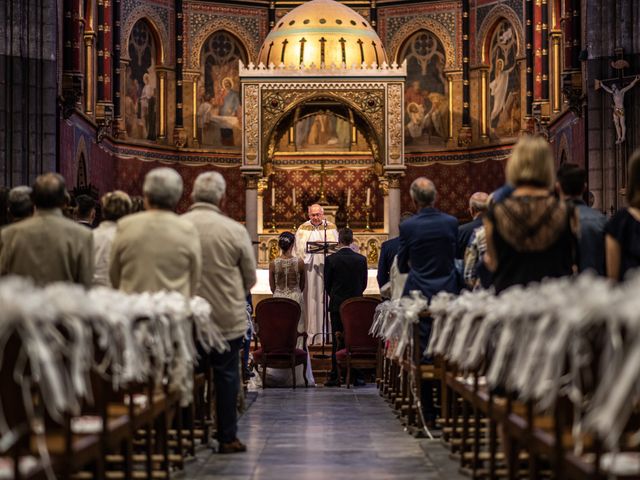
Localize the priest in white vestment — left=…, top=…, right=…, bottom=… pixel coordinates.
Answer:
left=295, top=204, right=338, bottom=345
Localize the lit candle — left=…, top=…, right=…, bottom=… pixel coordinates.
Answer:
left=292, top=187, right=296, bottom=206
left=366, top=187, right=371, bottom=206
left=272, top=186, right=276, bottom=207
left=346, top=188, right=351, bottom=207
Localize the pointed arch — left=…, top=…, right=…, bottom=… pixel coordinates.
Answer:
left=121, top=8, right=167, bottom=65
left=477, top=5, right=524, bottom=65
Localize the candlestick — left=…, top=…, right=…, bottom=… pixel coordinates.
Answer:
left=345, top=204, right=353, bottom=229
left=366, top=187, right=371, bottom=206
left=271, top=186, right=276, bottom=207
left=364, top=204, right=373, bottom=231
left=346, top=187, right=351, bottom=207
left=292, top=187, right=296, bottom=207
left=269, top=206, right=277, bottom=233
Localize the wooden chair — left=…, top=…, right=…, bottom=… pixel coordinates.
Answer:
left=336, top=297, right=381, bottom=388
left=253, top=298, right=308, bottom=389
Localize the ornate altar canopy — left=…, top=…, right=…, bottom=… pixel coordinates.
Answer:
left=239, top=0, right=406, bottom=269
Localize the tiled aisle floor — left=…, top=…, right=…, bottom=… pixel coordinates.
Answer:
left=184, top=386, right=466, bottom=480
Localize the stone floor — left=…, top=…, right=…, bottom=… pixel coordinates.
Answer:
left=184, top=386, right=466, bottom=479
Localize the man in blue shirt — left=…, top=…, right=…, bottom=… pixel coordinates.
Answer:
left=556, top=164, right=606, bottom=275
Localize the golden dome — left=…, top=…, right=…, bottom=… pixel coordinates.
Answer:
left=258, top=0, right=388, bottom=68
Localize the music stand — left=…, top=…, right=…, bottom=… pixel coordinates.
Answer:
left=306, top=239, right=338, bottom=359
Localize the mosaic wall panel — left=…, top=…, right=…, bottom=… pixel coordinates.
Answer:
left=263, top=169, right=384, bottom=229
left=114, top=158, right=246, bottom=218
left=401, top=159, right=507, bottom=220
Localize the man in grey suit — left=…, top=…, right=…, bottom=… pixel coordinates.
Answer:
left=0, top=173, right=93, bottom=286
left=182, top=171, right=256, bottom=454
left=109, top=167, right=202, bottom=297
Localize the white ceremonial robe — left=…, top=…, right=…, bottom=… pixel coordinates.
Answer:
left=295, top=220, right=338, bottom=345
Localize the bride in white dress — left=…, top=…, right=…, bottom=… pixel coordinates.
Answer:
left=265, top=232, right=315, bottom=387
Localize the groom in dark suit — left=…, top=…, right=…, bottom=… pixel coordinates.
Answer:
left=324, top=227, right=368, bottom=387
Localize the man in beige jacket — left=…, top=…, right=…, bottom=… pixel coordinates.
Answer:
left=182, top=171, right=256, bottom=454
left=110, top=167, right=201, bottom=297
left=0, top=173, right=93, bottom=287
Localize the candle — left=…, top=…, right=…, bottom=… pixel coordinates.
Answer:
left=272, top=186, right=276, bottom=207
left=346, top=188, right=351, bottom=207
left=366, top=187, right=371, bottom=206
left=292, top=187, right=296, bottom=206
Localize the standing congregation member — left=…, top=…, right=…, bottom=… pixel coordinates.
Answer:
left=397, top=177, right=459, bottom=301
left=110, top=167, right=201, bottom=297
left=605, top=149, right=640, bottom=281
left=7, top=186, right=34, bottom=223
left=557, top=163, right=606, bottom=275
left=457, top=192, right=489, bottom=259
left=484, top=135, right=578, bottom=293
left=397, top=177, right=458, bottom=424
left=0, top=173, right=93, bottom=286
left=182, top=171, right=256, bottom=454
left=324, top=228, right=368, bottom=387
left=75, top=194, right=97, bottom=228
left=92, top=191, right=132, bottom=286
left=376, top=212, right=413, bottom=292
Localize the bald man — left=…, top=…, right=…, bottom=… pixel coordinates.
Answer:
left=457, top=192, right=489, bottom=259
left=295, top=204, right=338, bottom=345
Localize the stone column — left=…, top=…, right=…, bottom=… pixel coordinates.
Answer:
left=387, top=174, right=402, bottom=239
left=380, top=177, right=389, bottom=233
left=244, top=174, right=260, bottom=247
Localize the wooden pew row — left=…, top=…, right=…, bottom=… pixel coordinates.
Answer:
left=0, top=322, right=215, bottom=480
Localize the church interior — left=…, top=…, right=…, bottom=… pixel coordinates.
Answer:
left=2, top=0, right=640, bottom=478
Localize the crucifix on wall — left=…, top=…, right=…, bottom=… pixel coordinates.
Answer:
left=594, top=49, right=640, bottom=145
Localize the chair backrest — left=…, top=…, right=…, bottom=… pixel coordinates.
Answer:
left=340, top=297, right=381, bottom=353
left=255, top=298, right=301, bottom=354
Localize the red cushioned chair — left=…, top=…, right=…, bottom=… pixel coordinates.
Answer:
left=336, top=297, right=382, bottom=388
left=253, top=298, right=308, bottom=389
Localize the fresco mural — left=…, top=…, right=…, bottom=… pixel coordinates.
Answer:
left=294, top=112, right=352, bottom=151
left=124, top=20, right=158, bottom=141
left=197, top=31, right=247, bottom=149
left=399, top=30, right=448, bottom=152
left=488, top=20, right=521, bottom=139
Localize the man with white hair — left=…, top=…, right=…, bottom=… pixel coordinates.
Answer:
left=457, top=191, right=489, bottom=259
left=295, top=203, right=338, bottom=345
left=182, top=171, right=256, bottom=454
left=109, top=167, right=201, bottom=297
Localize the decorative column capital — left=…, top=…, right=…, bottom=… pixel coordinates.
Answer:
left=379, top=177, right=389, bottom=196
left=386, top=174, right=402, bottom=189
left=173, top=127, right=187, bottom=147
left=458, top=126, right=472, bottom=147
left=243, top=174, right=261, bottom=189
left=257, top=177, right=269, bottom=196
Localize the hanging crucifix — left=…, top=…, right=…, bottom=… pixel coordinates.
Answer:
left=595, top=49, right=640, bottom=144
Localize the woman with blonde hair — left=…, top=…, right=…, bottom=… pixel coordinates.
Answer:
left=605, top=149, right=640, bottom=281
left=483, top=135, right=578, bottom=293
left=92, top=190, right=132, bottom=286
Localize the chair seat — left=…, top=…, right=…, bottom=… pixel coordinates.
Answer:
left=336, top=348, right=377, bottom=362
left=253, top=348, right=307, bottom=364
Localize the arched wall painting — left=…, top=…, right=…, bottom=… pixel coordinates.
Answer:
left=198, top=31, right=247, bottom=149
left=400, top=30, right=448, bottom=152
left=294, top=112, right=352, bottom=151
left=488, top=20, right=520, bottom=139
left=125, top=20, right=158, bottom=141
